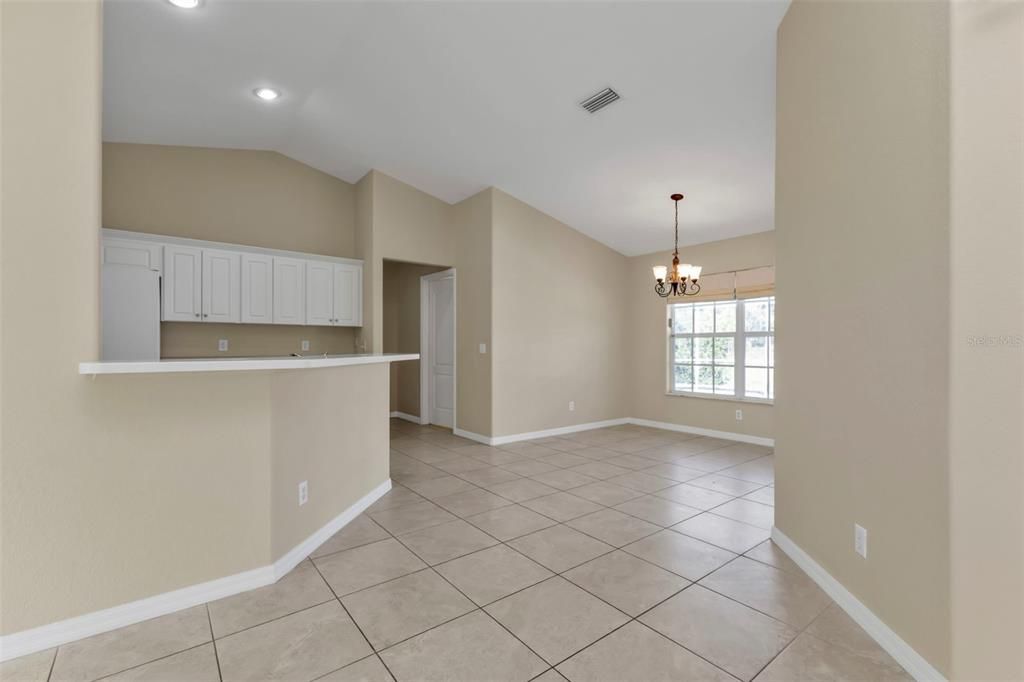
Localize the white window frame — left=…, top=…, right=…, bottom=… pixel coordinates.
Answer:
left=666, top=296, right=775, bottom=404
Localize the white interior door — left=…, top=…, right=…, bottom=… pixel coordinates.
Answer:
left=426, top=272, right=455, bottom=428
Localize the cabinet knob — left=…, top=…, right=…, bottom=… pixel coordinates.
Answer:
left=203, top=314, right=208, bottom=318
left=195, top=313, right=200, bottom=318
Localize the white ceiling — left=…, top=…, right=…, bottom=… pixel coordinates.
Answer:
left=103, top=0, right=788, bottom=256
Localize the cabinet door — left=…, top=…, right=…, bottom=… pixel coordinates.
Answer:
left=273, top=257, right=306, bottom=325
left=241, top=253, right=274, bottom=324
left=162, top=245, right=202, bottom=321
left=333, top=263, right=362, bottom=326
left=102, top=237, right=162, bottom=274
left=305, top=261, right=335, bottom=326
left=202, top=249, right=241, bottom=323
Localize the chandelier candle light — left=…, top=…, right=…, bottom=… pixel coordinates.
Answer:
left=653, top=193, right=702, bottom=297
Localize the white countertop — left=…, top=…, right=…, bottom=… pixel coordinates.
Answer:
left=79, top=353, right=419, bottom=375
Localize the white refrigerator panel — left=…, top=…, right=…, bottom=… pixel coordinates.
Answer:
left=102, top=264, right=161, bottom=361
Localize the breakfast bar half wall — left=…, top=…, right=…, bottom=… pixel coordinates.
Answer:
left=0, top=354, right=415, bottom=661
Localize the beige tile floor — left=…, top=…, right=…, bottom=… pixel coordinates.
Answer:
left=1, top=420, right=913, bottom=682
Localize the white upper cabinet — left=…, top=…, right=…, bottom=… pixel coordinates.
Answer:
left=307, top=260, right=362, bottom=326
left=241, top=253, right=273, bottom=324
left=163, top=245, right=203, bottom=321
left=273, top=257, right=306, bottom=325
left=103, top=237, right=163, bottom=273
left=202, top=249, right=241, bottom=323
left=104, top=230, right=362, bottom=328
left=306, top=261, right=335, bottom=326
left=333, top=263, right=362, bottom=326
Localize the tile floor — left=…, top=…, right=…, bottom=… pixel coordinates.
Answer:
left=1, top=420, right=913, bottom=682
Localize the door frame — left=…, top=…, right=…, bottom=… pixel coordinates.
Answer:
left=419, top=268, right=456, bottom=428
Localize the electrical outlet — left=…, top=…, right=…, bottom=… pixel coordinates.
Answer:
left=298, top=480, right=309, bottom=506
left=301, top=340, right=310, bottom=352
left=569, top=400, right=575, bottom=412
left=854, top=523, right=868, bottom=558
left=218, top=339, right=229, bottom=352
left=735, top=409, right=743, bottom=421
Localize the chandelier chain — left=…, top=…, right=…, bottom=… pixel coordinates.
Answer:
left=674, top=198, right=679, bottom=256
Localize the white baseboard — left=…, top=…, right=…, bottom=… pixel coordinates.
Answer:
left=389, top=411, right=423, bottom=425
left=0, top=479, right=392, bottom=663
left=453, top=427, right=494, bottom=445
left=627, top=418, right=774, bottom=447
left=770, top=527, right=945, bottom=682
left=272, top=479, right=392, bottom=580
left=456, top=418, right=630, bottom=446
left=457, top=417, right=772, bottom=448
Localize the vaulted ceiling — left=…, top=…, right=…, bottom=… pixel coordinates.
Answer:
left=103, top=0, right=788, bottom=255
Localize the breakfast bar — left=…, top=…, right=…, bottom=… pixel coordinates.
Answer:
left=79, top=353, right=419, bottom=375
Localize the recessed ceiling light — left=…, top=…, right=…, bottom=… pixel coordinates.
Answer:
left=167, top=0, right=201, bottom=8
left=253, top=87, right=280, bottom=102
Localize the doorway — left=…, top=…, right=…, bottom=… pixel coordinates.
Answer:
left=420, top=269, right=456, bottom=429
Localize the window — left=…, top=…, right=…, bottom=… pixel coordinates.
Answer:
left=669, top=296, right=774, bottom=401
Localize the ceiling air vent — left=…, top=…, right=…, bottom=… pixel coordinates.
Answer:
left=580, top=87, right=620, bottom=114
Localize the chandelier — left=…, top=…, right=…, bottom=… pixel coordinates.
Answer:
left=653, top=193, right=702, bottom=297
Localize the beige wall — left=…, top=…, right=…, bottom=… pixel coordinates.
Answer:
left=359, top=170, right=456, bottom=356
left=103, top=143, right=356, bottom=257
left=355, top=173, right=498, bottom=437
left=452, top=189, right=494, bottom=437
left=354, top=171, right=375, bottom=353
left=490, top=190, right=628, bottom=437
left=0, top=0, right=388, bottom=638
left=103, top=143, right=358, bottom=357
left=382, top=260, right=448, bottom=415
left=161, top=323, right=354, bottom=359
left=949, top=3, right=1024, bottom=679
left=270, top=364, right=389, bottom=558
left=775, top=0, right=952, bottom=673
left=0, top=1, right=273, bottom=633
left=627, top=231, right=775, bottom=439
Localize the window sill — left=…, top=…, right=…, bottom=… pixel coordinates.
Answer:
left=665, top=392, right=774, bottom=406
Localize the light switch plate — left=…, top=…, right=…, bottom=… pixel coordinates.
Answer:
left=218, top=339, right=229, bottom=352
left=479, top=343, right=487, bottom=354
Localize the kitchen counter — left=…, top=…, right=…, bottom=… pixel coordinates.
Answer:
left=79, top=353, right=419, bottom=375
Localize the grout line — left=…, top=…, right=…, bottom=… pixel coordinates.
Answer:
left=309, top=653, right=392, bottom=682
left=44, top=647, right=57, bottom=682
left=90, top=642, right=213, bottom=681
left=205, top=604, right=223, bottom=681
left=209, top=595, right=338, bottom=642
left=308, top=554, right=399, bottom=682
